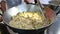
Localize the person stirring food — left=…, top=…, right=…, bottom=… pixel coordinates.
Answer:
left=0, top=0, right=6, bottom=22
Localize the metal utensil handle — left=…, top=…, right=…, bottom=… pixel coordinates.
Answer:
left=35, top=0, right=45, bottom=17
left=35, top=0, right=44, bottom=10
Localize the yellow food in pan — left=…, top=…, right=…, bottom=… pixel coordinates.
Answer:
left=9, top=12, right=50, bottom=30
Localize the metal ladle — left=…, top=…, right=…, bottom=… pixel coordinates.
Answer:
left=34, top=0, right=45, bottom=17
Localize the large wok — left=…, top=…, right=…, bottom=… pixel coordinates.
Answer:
left=2, top=7, right=54, bottom=34
left=0, top=0, right=60, bottom=34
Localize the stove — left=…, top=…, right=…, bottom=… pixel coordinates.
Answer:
left=0, top=24, right=10, bottom=34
